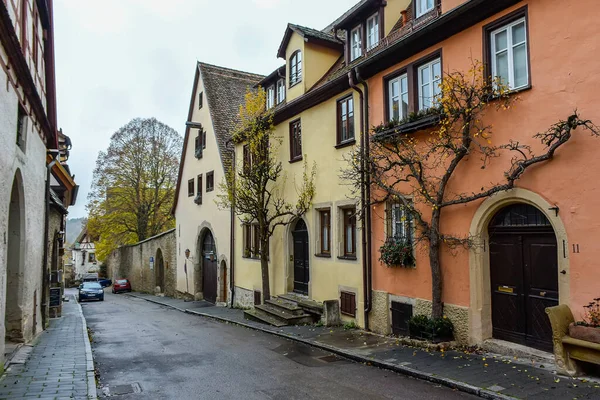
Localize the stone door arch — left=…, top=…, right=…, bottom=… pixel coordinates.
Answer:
left=5, top=171, right=25, bottom=341
left=468, top=188, right=569, bottom=346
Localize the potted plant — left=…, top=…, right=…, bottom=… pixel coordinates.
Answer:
left=569, top=298, right=600, bottom=344
left=379, top=238, right=415, bottom=267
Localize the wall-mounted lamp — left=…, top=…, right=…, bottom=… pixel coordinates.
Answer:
left=185, top=249, right=190, bottom=259
left=57, top=231, right=65, bottom=241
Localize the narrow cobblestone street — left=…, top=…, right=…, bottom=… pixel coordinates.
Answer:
left=0, top=289, right=94, bottom=400
left=84, top=291, right=477, bottom=399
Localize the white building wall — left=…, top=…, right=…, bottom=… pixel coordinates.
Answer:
left=175, top=70, right=231, bottom=303
left=0, top=51, right=47, bottom=355
left=72, top=245, right=98, bottom=280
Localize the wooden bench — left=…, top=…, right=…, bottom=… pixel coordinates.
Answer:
left=546, top=304, right=600, bottom=376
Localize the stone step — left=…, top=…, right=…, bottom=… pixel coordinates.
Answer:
left=279, top=293, right=324, bottom=316
left=243, top=308, right=288, bottom=328
left=265, top=298, right=304, bottom=315
left=255, top=304, right=316, bottom=325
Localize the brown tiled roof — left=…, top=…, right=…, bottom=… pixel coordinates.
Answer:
left=289, top=24, right=342, bottom=45
left=198, top=62, right=264, bottom=169
left=277, top=23, right=344, bottom=58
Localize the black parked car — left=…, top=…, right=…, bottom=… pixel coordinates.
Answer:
left=98, top=278, right=112, bottom=288
left=79, top=282, right=104, bottom=302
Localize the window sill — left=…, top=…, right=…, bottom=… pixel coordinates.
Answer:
left=341, top=311, right=357, bottom=317
left=335, top=139, right=356, bottom=149
left=315, top=253, right=331, bottom=258
left=338, top=255, right=357, bottom=261
left=289, top=156, right=303, bottom=164
left=206, top=189, right=214, bottom=193
left=289, top=80, right=302, bottom=89
left=372, top=114, right=440, bottom=142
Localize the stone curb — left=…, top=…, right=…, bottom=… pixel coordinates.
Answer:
left=125, top=293, right=518, bottom=400
left=74, top=295, right=98, bottom=400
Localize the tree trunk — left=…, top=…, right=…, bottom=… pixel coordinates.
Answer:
left=260, top=237, right=270, bottom=302
left=429, top=210, right=443, bottom=319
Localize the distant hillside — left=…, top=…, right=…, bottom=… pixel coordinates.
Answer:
left=66, top=217, right=86, bottom=244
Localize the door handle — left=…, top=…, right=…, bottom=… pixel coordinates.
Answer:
left=560, top=270, right=567, bottom=275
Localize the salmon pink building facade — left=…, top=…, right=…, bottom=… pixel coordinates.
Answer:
left=355, top=0, right=600, bottom=351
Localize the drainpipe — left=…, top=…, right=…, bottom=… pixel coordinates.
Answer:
left=42, top=149, right=60, bottom=329
left=226, top=138, right=236, bottom=307
left=348, top=70, right=371, bottom=330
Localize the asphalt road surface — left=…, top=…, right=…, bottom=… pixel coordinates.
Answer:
left=82, top=291, right=478, bottom=400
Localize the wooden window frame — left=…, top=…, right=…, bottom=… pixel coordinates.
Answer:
left=242, top=223, right=252, bottom=258
left=195, top=174, right=203, bottom=205
left=336, top=95, right=355, bottom=147
left=385, top=71, right=409, bottom=123
left=382, top=49, right=442, bottom=121
left=206, top=171, right=214, bottom=192
left=350, top=25, right=363, bottom=61
left=414, top=0, right=440, bottom=20
left=387, top=202, right=414, bottom=243
left=276, top=79, right=285, bottom=104
left=340, top=291, right=356, bottom=317
left=198, top=92, right=203, bottom=109
left=318, top=209, right=331, bottom=257
left=417, top=57, right=442, bottom=111
left=289, top=119, right=302, bottom=162
left=366, top=12, right=380, bottom=51
left=289, top=50, right=302, bottom=88
left=266, top=85, right=275, bottom=109
left=20, top=0, right=28, bottom=53
left=187, top=179, right=194, bottom=197
left=483, top=6, right=531, bottom=92
left=341, top=207, right=357, bottom=259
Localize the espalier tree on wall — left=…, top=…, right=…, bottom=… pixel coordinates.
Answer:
left=344, top=61, right=599, bottom=319
left=217, top=88, right=316, bottom=302
left=87, top=118, right=183, bottom=260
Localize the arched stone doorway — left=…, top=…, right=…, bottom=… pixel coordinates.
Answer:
left=488, top=203, right=558, bottom=351
left=468, top=188, right=569, bottom=347
left=292, top=219, right=309, bottom=295
left=6, top=172, right=25, bottom=342
left=201, top=231, right=218, bottom=304
left=155, top=248, right=165, bottom=293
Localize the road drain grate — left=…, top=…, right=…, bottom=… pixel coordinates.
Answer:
left=103, top=383, right=142, bottom=396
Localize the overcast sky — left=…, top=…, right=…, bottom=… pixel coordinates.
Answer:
left=54, top=0, right=358, bottom=218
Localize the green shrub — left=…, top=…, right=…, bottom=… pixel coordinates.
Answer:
left=408, top=314, right=454, bottom=342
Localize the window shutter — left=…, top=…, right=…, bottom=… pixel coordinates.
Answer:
left=386, top=203, right=393, bottom=239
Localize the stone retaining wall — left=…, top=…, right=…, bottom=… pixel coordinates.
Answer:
left=106, top=229, right=177, bottom=297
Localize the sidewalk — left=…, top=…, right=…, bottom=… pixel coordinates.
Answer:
left=0, top=290, right=96, bottom=400
left=127, top=291, right=600, bottom=400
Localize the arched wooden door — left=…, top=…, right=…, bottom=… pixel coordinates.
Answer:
left=488, top=203, right=558, bottom=351
left=292, top=219, right=309, bottom=295
left=155, top=249, right=165, bottom=292
left=202, top=232, right=218, bottom=304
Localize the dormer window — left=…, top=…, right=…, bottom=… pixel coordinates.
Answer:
left=289, top=51, right=302, bottom=87
left=366, top=13, right=379, bottom=50
left=416, top=0, right=435, bottom=18
left=350, top=26, right=362, bottom=61
left=276, top=79, right=285, bottom=104
left=266, top=85, right=275, bottom=109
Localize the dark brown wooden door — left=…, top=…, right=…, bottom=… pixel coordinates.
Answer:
left=202, top=232, right=218, bottom=304
left=489, top=204, right=558, bottom=352
left=293, top=219, right=309, bottom=295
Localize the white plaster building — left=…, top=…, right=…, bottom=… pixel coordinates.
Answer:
left=0, top=0, right=76, bottom=365
left=71, top=228, right=98, bottom=280
left=173, top=63, right=263, bottom=305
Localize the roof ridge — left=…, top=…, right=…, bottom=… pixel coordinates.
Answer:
left=198, top=62, right=264, bottom=79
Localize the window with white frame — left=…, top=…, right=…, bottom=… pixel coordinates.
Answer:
left=266, top=85, right=275, bottom=109
left=418, top=58, right=442, bottom=111
left=416, top=0, right=435, bottom=18
left=388, top=73, right=408, bottom=121
left=366, top=13, right=379, bottom=50
left=289, top=51, right=302, bottom=86
left=276, top=79, right=285, bottom=104
left=350, top=26, right=362, bottom=61
left=490, top=17, right=529, bottom=90
left=389, top=202, right=413, bottom=242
